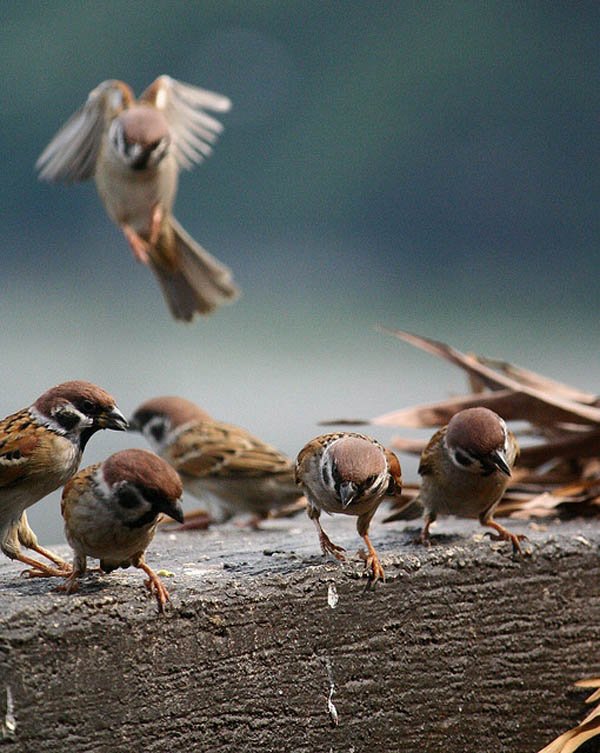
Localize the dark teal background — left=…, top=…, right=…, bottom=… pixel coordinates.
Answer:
left=1, top=1, right=598, bottom=542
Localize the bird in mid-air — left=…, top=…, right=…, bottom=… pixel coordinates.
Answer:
left=36, top=75, right=239, bottom=321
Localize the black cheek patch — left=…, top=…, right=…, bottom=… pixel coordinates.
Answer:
left=116, top=485, right=142, bottom=509
left=56, top=412, right=80, bottom=431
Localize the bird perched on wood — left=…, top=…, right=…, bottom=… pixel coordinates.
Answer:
left=295, top=432, right=402, bottom=583
left=387, top=407, right=523, bottom=553
left=60, top=449, right=184, bottom=612
left=0, top=381, right=127, bottom=577
left=36, top=75, right=238, bottom=321
left=129, top=396, right=305, bottom=528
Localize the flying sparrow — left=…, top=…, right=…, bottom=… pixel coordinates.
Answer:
left=295, top=432, right=402, bottom=583
left=36, top=75, right=238, bottom=321
left=408, top=407, right=523, bottom=552
left=60, top=448, right=184, bottom=612
left=0, top=381, right=127, bottom=577
left=129, top=396, right=305, bottom=528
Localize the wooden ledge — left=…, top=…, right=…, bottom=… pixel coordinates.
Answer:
left=0, top=516, right=598, bottom=752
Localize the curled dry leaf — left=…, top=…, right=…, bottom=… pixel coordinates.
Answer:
left=537, top=679, right=600, bottom=753
left=323, top=329, right=600, bottom=521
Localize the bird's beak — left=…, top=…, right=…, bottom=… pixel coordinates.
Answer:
left=339, top=481, right=358, bottom=508
left=159, top=498, right=185, bottom=524
left=99, top=406, right=128, bottom=432
left=490, top=449, right=511, bottom=477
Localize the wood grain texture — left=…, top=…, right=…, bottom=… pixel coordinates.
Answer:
left=0, top=516, right=598, bottom=752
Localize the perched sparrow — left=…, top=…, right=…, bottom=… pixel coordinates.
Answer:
left=411, top=407, right=523, bottom=552
left=295, top=432, right=402, bottom=583
left=60, top=449, right=183, bottom=612
left=0, top=381, right=127, bottom=577
left=129, top=396, right=305, bottom=528
left=36, top=75, right=238, bottom=321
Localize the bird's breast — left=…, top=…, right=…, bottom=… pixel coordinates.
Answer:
left=421, top=461, right=509, bottom=518
left=95, top=146, right=178, bottom=234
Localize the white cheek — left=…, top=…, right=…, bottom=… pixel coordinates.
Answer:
left=96, top=467, right=113, bottom=499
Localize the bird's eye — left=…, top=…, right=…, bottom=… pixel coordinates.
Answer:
left=117, top=486, right=141, bottom=509
left=150, top=423, right=165, bottom=442
left=365, top=475, right=377, bottom=487
left=81, top=399, right=95, bottom=414
left=455, top=450, right=473, bottom=466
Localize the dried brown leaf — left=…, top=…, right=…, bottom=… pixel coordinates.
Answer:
left=537, top=680, right=600, bottom=753
left=517, top=430, right=600, bottom=468
left=377, top=327, right=600, bottom=425
left=575, top=678, right=600, bottom=691
left=477, top=357, right=599, bottom=405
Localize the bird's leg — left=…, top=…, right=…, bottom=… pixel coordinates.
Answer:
left=414, top=512, right=435, bottom=547
left=358, top=533, right=385, bottom=584
left=16, top=513, right=71, bottom=571
left=55, top=569, right=83, bottom=594
left=148, top=203, right=163, bottom=247
left=308, top=507, right=345, bottom=561
left=28, top=543, right=71, bottom=572
left=482, top=516, right=528, bottom=555
left=357, top=513, right=384, bottom=584
left=16, top=553, right=71, bottom=579
left=122, top=224, right=150, bottom=264
left=137, top=561, right=170, bottom=613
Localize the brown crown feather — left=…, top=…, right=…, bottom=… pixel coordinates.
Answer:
left=133, top=396, right=212, bottom=429
left=34, top=380, right=116, bottom=414
left=119, top=106, right=169, bottom=146
left=446, top=407, right=505, bottom=455
left=103, top=449, right=182, bottom=500
left=329, top=436, right=387, bottom=482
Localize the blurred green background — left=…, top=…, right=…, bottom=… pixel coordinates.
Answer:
left=1, top=1, right=598, bottom=543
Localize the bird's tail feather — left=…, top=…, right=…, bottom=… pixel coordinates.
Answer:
left=150, top=217, right=240, bottom=322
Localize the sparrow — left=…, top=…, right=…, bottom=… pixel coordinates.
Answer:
left=60, top=449, right=184, bottom=612
left=36, top=75, right=239, bottom=322
left=0, top=381, right=127, bottom=577
left=408, top=407, right=524, bottom=552
left=129, top=396, right=305, bottom=528
left=295, top=432, right=402, bottom=583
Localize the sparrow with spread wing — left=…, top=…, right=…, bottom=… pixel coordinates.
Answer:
left=36, top=75, right=238, bottom=321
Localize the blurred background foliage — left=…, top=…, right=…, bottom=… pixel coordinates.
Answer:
left=1, top=1, right=598, bottom=542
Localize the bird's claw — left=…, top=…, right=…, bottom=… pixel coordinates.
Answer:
left=20, top=563, right=72, bottom=579
left=358, top=548, right=386, bottom=586
left=484, top=530, right=529, bottom=555
left=319, top=534, right=346, bottom=562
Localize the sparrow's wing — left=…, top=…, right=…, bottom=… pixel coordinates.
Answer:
left=169, top=423, right=293, bottom=480
left=36, top=80, right=134, bottom=182
left=384, top=448, right=403, bottom=496
left=61, top=464, right=99, bottom=520
left=0, top=411, right=42, bottom=488
left=418, top=427, right=447, bottom=477
left=140, top=75, right=231, bottom=170
left=294, top=433, right=344, bottom=484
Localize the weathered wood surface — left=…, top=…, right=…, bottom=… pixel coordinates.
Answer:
left=0, top=515, right=598, bottom=753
